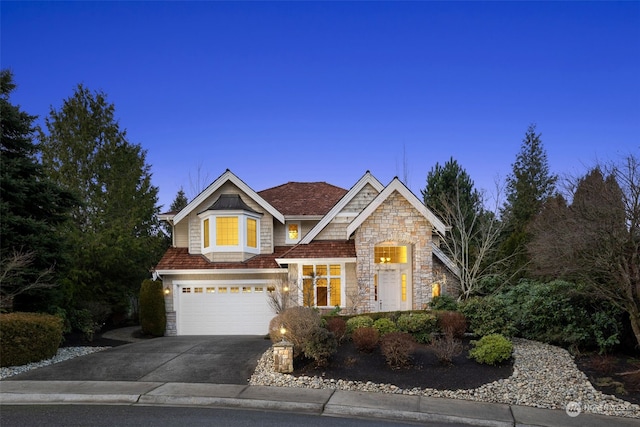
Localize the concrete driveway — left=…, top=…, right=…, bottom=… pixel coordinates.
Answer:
left=4, top=336, right=272, bottom=384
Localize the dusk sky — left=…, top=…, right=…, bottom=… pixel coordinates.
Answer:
left=2, top=1, right=639, bottom=211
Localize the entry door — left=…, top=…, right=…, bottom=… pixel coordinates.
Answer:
left=378, top=270, right=400, bottom=311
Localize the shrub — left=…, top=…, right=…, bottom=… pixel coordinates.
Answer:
left=373, top=317, right=398, bottom=337
left=381, top=332, right=415, bottom=369
left=269, top=307, right=323, bottom=358
left=431, top=335, right=463, bottom=365
left=303, top=327, right=337, bottom=367
left=460, top=296, right=515, bottom=337
left=396, top=312, right=436, bottom=343
left=501, top=280, right=623, bottom=353
left=352, top=326, right=379, bottom=352
left=468, top=334, right=513, bottom=365
left=139, top=279, right=166, bottom=337
left=326, top=317, right=347, bottom=342
left=430, top=294, right=458, bottom=311
left=0, top=312, right=63, bottom=367
left=436, top=311, right=467, bottom=338
left=346, top=315, right=374, bottom=334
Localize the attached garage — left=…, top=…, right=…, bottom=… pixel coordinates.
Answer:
left=176, top=282, right=276, bottom=335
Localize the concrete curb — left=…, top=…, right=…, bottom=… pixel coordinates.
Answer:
left=2, top=381, right=639, bottom=427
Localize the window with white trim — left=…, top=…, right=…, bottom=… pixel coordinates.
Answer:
left=199, top=212, right=260, bottom=254
left=302, top=264, right=342, bottom=307
left=285, top=221, right=301, bottom=244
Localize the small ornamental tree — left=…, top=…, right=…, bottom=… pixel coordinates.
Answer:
left=139, top=279, right=166, bottom=337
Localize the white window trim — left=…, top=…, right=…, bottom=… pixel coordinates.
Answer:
left=285, top=221, right=301, bottom=244
left=199, top=211, right=261, bottom=254
left=297, top=262, right=345, bottom=308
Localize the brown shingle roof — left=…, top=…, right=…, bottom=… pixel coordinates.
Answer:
left=279, top=240, right=356, bottom=259
left=155, top=247, right=290, bottom=270
left=258, top=182, right=347, bottom=216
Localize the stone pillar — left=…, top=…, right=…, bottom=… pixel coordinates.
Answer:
left=272, top=340, right=294, bottom=373
left=165, top=311, right=177, bottom=336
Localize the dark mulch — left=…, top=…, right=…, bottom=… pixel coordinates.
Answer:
left=575, top=352, right=640, bottom=405
left=60, top=331, right=130, bottom=348
left=293, top=337, right=513, bottom=391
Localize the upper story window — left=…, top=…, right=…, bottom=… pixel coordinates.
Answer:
left=198, top=194, right=262, bottom=254
left=285, top=221, right=301, bottom=244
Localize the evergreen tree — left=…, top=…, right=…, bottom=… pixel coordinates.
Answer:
left=38, top=84, right=167, bottom=318
left=0, top=69, right=77, bottom=311
left=170, top=187, right=188, bottom=212
left=500, top=124, right=557, bottom=279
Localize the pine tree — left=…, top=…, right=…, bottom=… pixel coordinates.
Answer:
left=0, top=69, right=77, bottom=310
left=38, top=84, right=167, bottom=317
left=500, top=124, right=557, bottom=279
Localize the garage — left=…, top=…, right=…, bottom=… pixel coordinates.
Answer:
left=177, top=283, right=276, bottom=335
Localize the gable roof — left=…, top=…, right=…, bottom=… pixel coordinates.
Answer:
left=172, top=169, right=284, bottom=225
left=300, top=171, right=385, bottom=244
left=258, top=182, right=347, bottom=217
left=347, top=177, right=448, bottom=237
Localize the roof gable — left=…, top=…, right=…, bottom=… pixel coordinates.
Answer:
left=346, top=177, right=448, bottom=237
left=258, top=182, right=347, bottom=217
left=173, top=169, right=284, bottom=225
left=300, top=171, right=384, bottom=244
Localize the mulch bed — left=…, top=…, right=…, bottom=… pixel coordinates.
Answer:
left=575, top=352, right=640, bottom=405
left=293, top=337, right=513, bottom=391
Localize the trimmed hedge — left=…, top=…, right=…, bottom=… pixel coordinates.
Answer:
left=397, top=312, right=436, bottom=343
left=0, top=312, right=63, bottom=367
left=468, top=334, right=513, bottom=365
left=139, top=279, right=166, bottom=337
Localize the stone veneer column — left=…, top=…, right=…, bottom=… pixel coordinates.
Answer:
left=354, top=191, right=434, bottom=311
left=272, top=340, right=294, bottom=373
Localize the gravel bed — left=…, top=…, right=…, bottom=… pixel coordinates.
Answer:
left=0, top=347, right=109, bottom=380
left=249, top=338, right=640, bottom=419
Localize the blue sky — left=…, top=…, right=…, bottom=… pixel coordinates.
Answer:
left=2, top=1, right=639, bottom=210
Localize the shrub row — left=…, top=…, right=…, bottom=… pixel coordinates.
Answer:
left=0, top=312, right=63, bottom=367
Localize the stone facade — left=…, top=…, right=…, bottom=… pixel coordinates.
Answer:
left=354, top=191, right=434, bottom=311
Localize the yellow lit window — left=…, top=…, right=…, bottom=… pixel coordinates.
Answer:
left=242, top=287, right=251, bottom=293
left=330, top=264, right=341, bottom=275
left=206, top=287, right=215, bottom=293
left=230, top=287, right=239, bottom=293
left=302, top=265, right=314, bottom=276
left=303, top=278, right=313, bottom=307
left=247, top=218, right=257, bottom=248
left=203, top=219, right=210, bottom=248
left=375, top=246, right=407, bottom=264
left=218, top=287, right=227, bottom=293
left=330, top=278, right=341, bottom=306
left=316, top=265, right=327, bottom=276
left=216, top=217, right=238, bottom=245
left=194, top=287, right=203, bottom=294
left=432, top=283, right=441, bottom=298
left=288, top=224, right=299, bottom=240
left=401, top=274, right=407, bottom=302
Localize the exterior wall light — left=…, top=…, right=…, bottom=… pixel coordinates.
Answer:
left=164, top=287, right=171, bottom=295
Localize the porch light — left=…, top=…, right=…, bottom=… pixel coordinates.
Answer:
left=280, top=325, right=287, bottom=336
left=164, top=287, right=171, bottom=295
left=283, top=286, right=289, bottom=293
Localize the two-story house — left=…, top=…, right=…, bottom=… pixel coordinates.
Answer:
left=154, top=169, right=459, bottom=335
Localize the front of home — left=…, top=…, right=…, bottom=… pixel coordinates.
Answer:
left=154, top=169, right=459, bottom=336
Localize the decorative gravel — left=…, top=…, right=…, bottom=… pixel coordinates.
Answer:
left=0, top=347, right=110, bottom=380
left=249, top=338, right=640, bottom=419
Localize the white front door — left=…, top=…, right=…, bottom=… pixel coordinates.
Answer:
left=378, top=270, right=400, bottom=312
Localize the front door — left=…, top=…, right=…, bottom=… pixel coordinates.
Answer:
left=378, top=270, right=400, bottom=311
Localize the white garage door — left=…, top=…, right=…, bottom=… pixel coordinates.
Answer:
left=177, top=284, right=275, bottom=335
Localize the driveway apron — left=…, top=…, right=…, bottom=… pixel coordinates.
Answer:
left=4, top=336, right=272, bottom=384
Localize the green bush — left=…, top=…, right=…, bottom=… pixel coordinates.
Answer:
left=468, top=334, right=513, bottom=365
left=139, top=279, right=166, bottom=337
left=501, top=280, right=622, bottom=353
left=0, top=312, right=63, bottom=367
left=429, top=294, right=458, bottom=311
left=396, top=312, right=436, bottom=344
left=303, top=327, right=337, bottom=367
left=460, top=296, right=515, bottom=337
left=373, top=318, right=398, bottom=336
left=346, top=315, right=374, bottom=334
